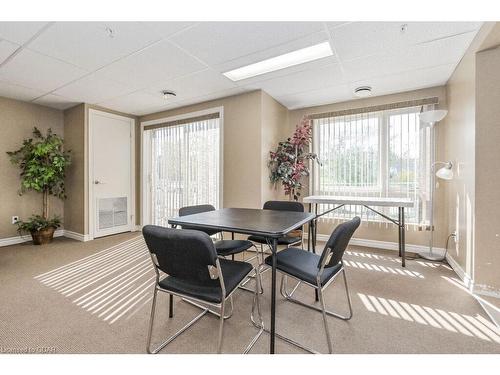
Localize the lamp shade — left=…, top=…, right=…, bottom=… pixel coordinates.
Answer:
left=436, top=165, right=454, bottom=180
left=419, top=109, right=448, bottom=124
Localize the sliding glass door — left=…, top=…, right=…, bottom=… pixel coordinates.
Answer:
left=143, top=111, right=222, bottom=227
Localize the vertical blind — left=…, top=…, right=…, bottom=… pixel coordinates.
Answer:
left=312, top=103, right=434, bottom=226
left=146, top=114, right=221, bottom=227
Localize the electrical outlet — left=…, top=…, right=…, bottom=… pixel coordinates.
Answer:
left=11, top=216, right=19, bottom=224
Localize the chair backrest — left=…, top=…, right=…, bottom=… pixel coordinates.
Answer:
left=142, top=225, right=218, bottom=283
left=319, top=217, right=361, bottom=268
left=263, top=200, right=304, bottom=212
left=178, top=204, right=220, bottom=236
left=179, top=204, right=216, bottom=216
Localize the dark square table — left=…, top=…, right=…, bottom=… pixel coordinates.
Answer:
left=168, top=207, right=315, bottom=354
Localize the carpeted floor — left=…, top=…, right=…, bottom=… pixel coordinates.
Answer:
left=0, top=232, right=499, bottom=354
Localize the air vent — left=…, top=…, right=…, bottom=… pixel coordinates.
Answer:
left=354, top=86, right=372, bottom=98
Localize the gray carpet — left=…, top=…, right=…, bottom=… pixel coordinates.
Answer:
left=0, top=232, right=499, bottom=354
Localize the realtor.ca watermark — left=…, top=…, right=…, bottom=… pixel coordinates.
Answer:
left=0, top=346, right=57, bottom=354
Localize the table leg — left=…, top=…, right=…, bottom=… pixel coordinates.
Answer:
left=307, top=203, right=312, bottom=252
left=398, top=208, right=402, bottom=258
left=401, top=207, right=406, bottom=267
left=270, top=237, right=278, bottom=354
left=312, top=204, right=317, bottom=254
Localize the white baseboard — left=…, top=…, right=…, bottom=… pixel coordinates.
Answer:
left=0, top=229, right=94, bottom=247
left=308, top=233, right=446, bottom=257
left=63, top=230, right=92, bottom=242
left=0, top=229, right=65, bottom=247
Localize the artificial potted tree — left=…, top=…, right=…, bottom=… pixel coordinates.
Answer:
left=268, top=116, right=320, bottom=200
left=7, top=127, right=71, bottom=245
left=268, top=117, right=320, bottom=237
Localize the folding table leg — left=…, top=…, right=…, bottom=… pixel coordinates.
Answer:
left=270, top=237, right=278, bottom=354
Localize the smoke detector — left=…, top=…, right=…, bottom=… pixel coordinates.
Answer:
left=354, top=86, right=372, bottom=98
left=162, top=90, right=177, bottom=99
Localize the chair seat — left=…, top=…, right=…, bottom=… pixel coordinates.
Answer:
left=264, top=247, right=342, bottom=286
left=248, top=234, right=301, bottom=246
left=159, top=258, right=253, bottom=303
left=214, top=240, right=253, bottom=256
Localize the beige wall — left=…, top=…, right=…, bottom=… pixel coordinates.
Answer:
left=475, top=46, right=500, bottom=296
left=287, top=86, right=448, bottom=248
left=0, top=96, right=64, bottom=238
left=442, top=22, right=498, bottom=279
left=261, top=91, right=289, bottom=205
left=140, top=90, right=265, bottom=210
left=63, top=104, right=87, bottom=234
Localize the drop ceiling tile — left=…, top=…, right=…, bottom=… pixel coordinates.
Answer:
left=28, top=22, right=163, bottom=70
left=98, top=90, right=168, bottom=115
left=170, top=22, right=325, bottom=66
left=243, top=62, right=345, bottom=98
left=349, top=64, right=456, bottom=97
left=342, top=31, right=476, bottom=82
left=142, top=22, right=197, bottom=39
left=0, top=39, right=19, bottom=64
left=0, top=49, right=87, bottom=92
left=145, top=68, right=236, bottom=101
left=331, top=21, right=482, bottom=62
left=214, top=30, right=332, bottom=73
left=0, top=80, right=45, bottom=101
left=32, top=94, right=80, bottom=110
left=278, top=84, right=352, bottom=109
left=0, top=22, right=50, bottom=44
left=96, top=39, right=207, bottom=90
left=53, top=73, right=136, bottom=104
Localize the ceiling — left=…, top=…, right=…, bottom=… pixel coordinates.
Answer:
left=0, top=21, right=482, bottom=115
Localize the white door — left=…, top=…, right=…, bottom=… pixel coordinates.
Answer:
left=90, top=110, right=134, bottom=238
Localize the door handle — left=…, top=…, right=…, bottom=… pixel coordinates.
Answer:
left=94, top=180, right=105, bottom=185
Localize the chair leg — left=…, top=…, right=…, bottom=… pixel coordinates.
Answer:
left=169, top=294, right=174, bottom=318
left=147, top=287, right=210, bottom=354
left=239, top=245, right=264, bottom=294
left=281, top=269, right=353, bottom=321
left=146, top=286, right=159, bottom=354
left=317, top=287, right=333, bottom=353
left=181, top=295, right=234, bottom=319
left=244, top=265, right=265, bottom=354
left=217, top=299, right=226, bottom=353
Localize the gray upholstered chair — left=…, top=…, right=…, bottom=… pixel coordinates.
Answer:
left=264, top=216, right=361, bottom=353
left=143, top=225, right=263, bottom=354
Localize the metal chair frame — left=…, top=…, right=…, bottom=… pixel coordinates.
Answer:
left=276, top=246, right=353, bottom=354
left=146, top=254, right=264, bottom=354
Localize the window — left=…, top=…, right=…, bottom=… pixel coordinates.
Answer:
left=143, top=111, right=222, bottom=227
left=312, top=105, right=433, bottom=225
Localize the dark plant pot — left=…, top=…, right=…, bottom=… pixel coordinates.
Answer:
left=31, top=227, right=56, bottom=245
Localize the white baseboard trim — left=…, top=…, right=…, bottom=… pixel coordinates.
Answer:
left=0, top=229, right=65, bottom=247
left=0, top=229, right=95, bottom=247
left=63, top=230, right=92, bottom=242
left=445, top=253, right=500, bottom=328
left=307, top=233, right=446, bottom=257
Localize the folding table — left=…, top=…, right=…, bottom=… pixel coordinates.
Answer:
left=303, top=195, right=414, bottom=267
left=168, top=207, right=315, bottom=354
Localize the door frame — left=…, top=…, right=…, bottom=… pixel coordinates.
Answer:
left=140, top=106, right=224, bottom=227
left=88, top=109, right=136, bottom=240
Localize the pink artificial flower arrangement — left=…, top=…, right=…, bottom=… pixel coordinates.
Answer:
left=268, top=116, right=320, bottom=200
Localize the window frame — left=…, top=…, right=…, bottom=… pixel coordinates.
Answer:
left=140, top=106, right=224, bottom=226
left=311, top=105, right=429, bottom=225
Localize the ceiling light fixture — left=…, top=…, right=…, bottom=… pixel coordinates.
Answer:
left=222, top=41, right=333, bottom=81
left=354, top=86, right=372, bottom=98
left=162, top=90, right=177, bottom=99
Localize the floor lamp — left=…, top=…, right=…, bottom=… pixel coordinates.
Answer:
left=418, top=109, right=452, bottom=261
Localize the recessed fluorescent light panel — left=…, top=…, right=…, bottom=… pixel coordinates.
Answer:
left=223, top=41, right=333, bottom=81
